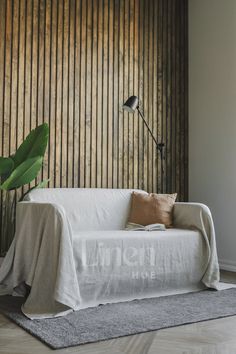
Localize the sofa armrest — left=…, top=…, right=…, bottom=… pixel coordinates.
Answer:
left=14, top=201, right=68, bottom=287
left=173, top=202, right=219, bottom=288
left=16, top=200, right=66, bottom=221
left=0, top=201, right=82, bottom=318
left=16, top=201, right=66, bottom=232
left=0, top=202, right=63, bottom=294
left=173, top=202, right=212, bottom=229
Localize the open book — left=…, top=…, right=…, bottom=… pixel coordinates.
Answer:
left=125, top=222, right=166, bottom=231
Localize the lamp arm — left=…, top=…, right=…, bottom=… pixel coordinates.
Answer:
left=137, top=108, right=165, bottom=158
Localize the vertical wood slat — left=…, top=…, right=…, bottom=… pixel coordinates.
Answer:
left=50, top=0, right=57, bottom=187
left=85, top=0, right=92, bottom=187
left=0, top=0, right=6, bottom=252
left=44, top=0, right=51, bottom=185
left=0, top=0, right=188, bottom=254
left=2, top=1, right=13, bottom=252
left=23, top=0, right=32, bottom=196
left=96, top=0, right=103, bottom=188
left=148, top=0, right=153, bottom=193
left=74, top=0, right=81, bottom=187
left=79, top=0, right=86, bottom=187
left=68, top=0, right=75, bottom=188
left=108, top=0, right=114, bottom=188
left=112, top=0, right=119, bottom=188
left=152, top=0, right=157, bottom=193
left=91, top=0, right=98, bottom=188
left=17, top=0, right=26, bottom=205
left=157, top=0, right=163, bottom=193
left=128, top=0, right=134, bottom=189
left=133, top=0, right=139, bottom=190
left=138, top=0, right=144, bottom=191
left=171, top=0, right=176, bottom=194
left=118, top=0, right=124, bottom=189
left=1, top=0, right=10, bottom=253
left=179, top=0, right=186, bottom=200
left=166, top=0, right=172, bottom=194
left=123, top=0, right=129, bottom=189
left=55, top=0, right=62, bottom=187
left=175, top=0, right=180, bottom=197
left=102, top=0, right=108, bottom=188
left=30, top=0, right=39, bottom=189
left=162, top=0, right=167, bottom=194
left=143, top=0, right=148, bottom=192
left=184, top=0, right=189, bottom=200
left=61, top=0, right=69, bottom=187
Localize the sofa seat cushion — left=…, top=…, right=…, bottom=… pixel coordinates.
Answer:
left=72, top=229, right=207, bottom=309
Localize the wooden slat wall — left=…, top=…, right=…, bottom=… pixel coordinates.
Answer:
left=0, top=0, right=188, bottom=254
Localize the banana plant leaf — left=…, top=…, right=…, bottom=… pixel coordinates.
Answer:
left=34, top=179, right=50, bottom=189
left=12, top=123, right=49, bottom=167
left=0, top=157, right=14, bottom=177
left=0, top=156, right=43, bottom=190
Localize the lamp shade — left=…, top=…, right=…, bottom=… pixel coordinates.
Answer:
left=122, top=96, right=139, bottom=113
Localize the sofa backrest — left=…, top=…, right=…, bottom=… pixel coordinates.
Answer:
left=24, top=188, right=144, bottom=232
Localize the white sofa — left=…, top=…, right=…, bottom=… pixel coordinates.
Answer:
left=0, top=188, right=220, bottom=319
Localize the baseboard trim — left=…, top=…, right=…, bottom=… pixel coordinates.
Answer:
left=219, top=259, right=236, bottom=272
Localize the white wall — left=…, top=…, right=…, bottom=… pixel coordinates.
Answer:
left=189, top=0, right=236, bottom=270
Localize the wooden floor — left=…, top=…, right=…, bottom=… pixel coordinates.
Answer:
left=0, top=271, right=236, bottom=354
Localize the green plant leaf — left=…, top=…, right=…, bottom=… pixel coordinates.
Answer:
left=12, top=123, right=49, bottom=167
left=34, top=178, right=50, bottom=189
left=0, top=157, right=14, bottom=177
left=0, top=156, right=43, bottom=190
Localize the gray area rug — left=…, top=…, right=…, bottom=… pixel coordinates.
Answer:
left=1, top=288, right=236, bottom=349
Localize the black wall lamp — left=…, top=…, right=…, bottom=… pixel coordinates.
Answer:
left=122, top=96, right=165, bottom=178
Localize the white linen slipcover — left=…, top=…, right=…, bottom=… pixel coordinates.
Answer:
left=0, top=188, right=220, bottom=319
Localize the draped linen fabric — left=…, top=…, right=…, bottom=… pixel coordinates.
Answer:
left=0, top=188, right=221, bottom=319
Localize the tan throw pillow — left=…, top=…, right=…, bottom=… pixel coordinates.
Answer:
left=128, top=192, right=177, bottom=228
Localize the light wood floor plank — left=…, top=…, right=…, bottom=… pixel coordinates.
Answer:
left=0, top=271, right=236, bottom=354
